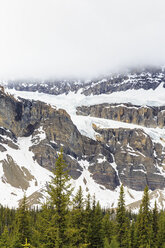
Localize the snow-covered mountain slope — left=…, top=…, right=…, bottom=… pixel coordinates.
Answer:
left=0, top=67, right=165, bottom=210
left=0, top=123, right=164, bottom=211
left=3, top=66, right=165, bottom=96
left=5, top=82, right=165, bottom=142
left=0, top=128, right=52, bottom=208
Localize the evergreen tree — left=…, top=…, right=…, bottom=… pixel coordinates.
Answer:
left=73, top=186, right=84, bottom=210
left=47, top=149, right=72, bottom=248
left=116, top=185, right=128, bottom=247
left=88, top=201, right=104, bottom=248
left=109, top=236, right=120, bottom=248
left=66, top=186, right=85, bottom=247
left=136, top=185, right=152, bottom=248
left=157, top=210, right=165, bottom=247
left=0, top=226, right=11, bottom=247
left=104, top=237, right=111, bottom=248
left=128, top=220, right=135, bottom=248
left=102, top=211, right=114, bottom=244
left=152, top=201, right=159, bottom=247
left=83, top=193, right=92, bottom=247
left=35, top=203, right=55, bottom=248
left=12, top=194, right=31, bottom=248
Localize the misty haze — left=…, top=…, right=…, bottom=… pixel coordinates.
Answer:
left=0, top=1, right=165, bottom=247
left=0, top=0, right=165, bottom=80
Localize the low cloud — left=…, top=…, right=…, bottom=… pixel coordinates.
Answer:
left=0, top=0, right=165, bottom=80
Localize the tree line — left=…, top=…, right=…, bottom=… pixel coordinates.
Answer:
left=0, top=150, right=164, bottom=247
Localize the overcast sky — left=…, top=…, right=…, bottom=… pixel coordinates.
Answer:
left=0, top=0, right=165, bottom=80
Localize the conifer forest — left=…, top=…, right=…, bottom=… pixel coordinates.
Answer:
left=0, top=151, right=164, bottom=248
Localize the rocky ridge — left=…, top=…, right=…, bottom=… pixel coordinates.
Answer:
left=0, top=66, right=165, bottom=208
left=77, top=103, right=165, bottom=128
left=0, top=89, right=119, bottom=195
left=3, top=67, right=165, bottom=96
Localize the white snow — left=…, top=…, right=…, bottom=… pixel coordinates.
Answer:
left=1, top=84, right=165, bottom=209
left=5, top=82, right=165, bottom=113
left=71, top=159, right=143, bottom=209
left=0, top=127, right=52, bottom=208
left=31, top=126, right=46, bottom=145
left=97, top=156, right=106, bottom=163
left=4, top=87, right=165, bottom=147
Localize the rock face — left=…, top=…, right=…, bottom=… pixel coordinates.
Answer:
left=93, top=125, right=165, bottom=191
left=0, top=89, right=118, bottom=190
left=82, top=67, right=165, bottom=96
left=0, top=66, right=165, bottom=200
left=2, top=155, right=34, bottom=190
left=77, top=103, right=165, bottom=128
left=4, top=67, right=165, bottom=96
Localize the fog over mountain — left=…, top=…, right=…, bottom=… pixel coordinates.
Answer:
left=0, top=0, right=165, bottom=80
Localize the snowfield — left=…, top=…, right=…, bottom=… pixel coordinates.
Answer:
left=5, top=85, right=165, bottom=145
left=0, top=84, right=165, bottom=209
left=0, top=129, right=52, bottom=208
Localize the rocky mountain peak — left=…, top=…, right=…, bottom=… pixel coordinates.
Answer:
left=0, top=67, right=165, bottom=209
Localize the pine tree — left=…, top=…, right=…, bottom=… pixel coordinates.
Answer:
left=152, top=201, right=159, bottom=247
left=36, top=203, right=55, bottom=248
left=88, top=201, right=104, bottom=248
left=109, top=236, right=120, bottom=248
left=157, top=210, right=165, bottom=247
left=102, top=211, right=114, bottom=244
left=47, top=149, right=72, bottom=248
left=83, top=193, right=92, bottom=247
left=73, top=186, right=84, bottom=210
left=0, top=226, right=11, bottom=247
left=104, top=237, right=111, bottom=248
left=66, top=186, right=85, bottom=247
left=136, top=185, right=152, bottom=248
left=12, top=194, right=31, bottom=248
left=128, top=220, right=135, bottom=248
left=116, top=185, right=128, bottom=247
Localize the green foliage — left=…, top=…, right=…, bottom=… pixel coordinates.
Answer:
left=157, top=210, right=165, bottom=247
left=116, top=185, right=128, bottom=247
left=102, top=212, right=114, bottom=244
left=35, top=203, right=55, bottom=247
left=104, top=237, right=111, bottom=248
left=68, top=186, right=86, bottom=247
left=83, top=193, right=92, bottom=246
left=88, top=201, right=104, bottom=248
left=13, top=194, right=31, bottom=247
left=47, top=149, right=72, bottom=247
left=136, top=185, right=152, bottom=248
left=109, top=236, right=120, bottom=248
left=152, top=201, right=159, bottom=247
left=73, top=186, right=84, bottom=210
left=0, top=226, right=11, bottom=247
left=11, top=236, right=22, bottom=248
left=0, top=166, right=164, bottom=247
left=128, top=220, right=135, bottom=248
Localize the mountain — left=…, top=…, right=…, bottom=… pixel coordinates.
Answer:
left=5, top=66, right=165, bottom=95
left=0, top=66, right=165, bottom=210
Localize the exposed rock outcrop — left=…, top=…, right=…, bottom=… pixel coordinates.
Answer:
left=4, top=67, right=165, bottom=96
left=2, top=155, right=34, bottom=190
left=0, top=89, right=118, bottom=189
left=77, top=103, right=165, bottom=128
left=0, top=86, right=165, bottom=193
left=93, top=124, right=165, bottom=191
